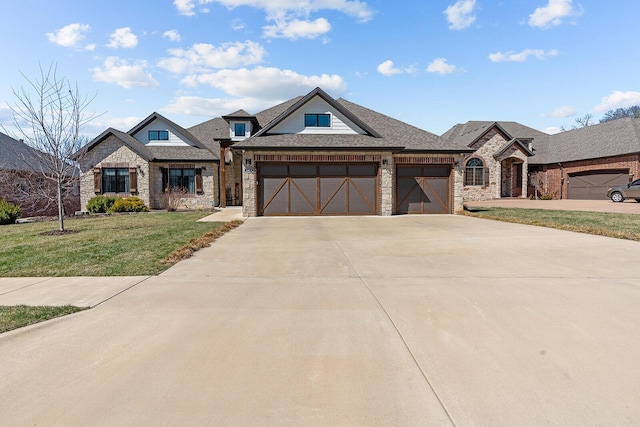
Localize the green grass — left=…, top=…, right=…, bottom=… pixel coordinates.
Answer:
left=0, top=305, right=88, bottom=333
left=0, top=212, right=228, bottom=276
left=463, top=207, right=640, bottom=241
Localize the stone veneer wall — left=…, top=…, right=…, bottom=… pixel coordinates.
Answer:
left=462, top=129, right=506, bottom=201
left=78, top=136, right=150, bottom=211
left=149, top=162, right=218, bottom=210
left=79, top=135, right=219, bottom=210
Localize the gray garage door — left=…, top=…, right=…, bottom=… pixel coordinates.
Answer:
left=396, top=165, right=451, bottom=214
left=567, top=170, right=629, bottom=200
left=258, top=163, right=378, bottom=216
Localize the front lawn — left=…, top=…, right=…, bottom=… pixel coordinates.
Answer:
left=463, top=207, right=640, bottom=241
left=0, top=305, right=87, bottom=333
left=0, top=212, right=232, bottom=276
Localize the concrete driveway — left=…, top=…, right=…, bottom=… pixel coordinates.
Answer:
left=1, top=215, right=640, bottom=426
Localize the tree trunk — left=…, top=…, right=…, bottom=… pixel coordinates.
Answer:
left=57, top=179, right=65, bottom=232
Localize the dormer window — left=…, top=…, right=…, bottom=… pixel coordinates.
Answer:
left=234, top=123, right=246, bottom=137
left=305, top=113, right=331, bottom=127
left=149, top=130, right=169, bottom=141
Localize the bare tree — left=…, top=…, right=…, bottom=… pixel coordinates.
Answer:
left=529, top=171, right=547, bottom=200
left=5, top=64, right=97, bottom=231
left=599, top=105, right=640, bottom=123
left=574, top=114, right=593, bottom=128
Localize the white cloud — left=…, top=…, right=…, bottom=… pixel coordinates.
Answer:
left=107, top=27, right=138, bottom=49
left=489, top=48, right=559, bottom=62
left=46, top=23, right=91, bottom=47
left=163, top=96, right=274, bottom=117
left=163, top=30, right=182, bottom=42
left=543, top=126, right=563, bottom=135
left=444, top=0, right=477, bottom=30
left=180, top=66, right=347, bottom=100
left=85, top=44, right=97, bottom=51
left=231, top=18, right=246, bottom=30
left=174, top=0, right=374, bottom=22
left=377, top=60, right=403, bottom=76
left=529, top=0, right=582, bottom=29
left=91, top=116, right=143, bottom=131
left=91, top=57, right=159, bottom=89
left=543, top=105, right=576, bottom=118
left=594, top=91, right=640, bottom=113
left=174, top=0, right=373, bottom=40
left=263, top=17, right=331, bottom=39
left=426, top=58, right=458, bottom=75
left=158, top=41, right=265, bottom=74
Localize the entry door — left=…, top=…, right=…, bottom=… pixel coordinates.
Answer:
left=396, top=165, right=451, bottom=214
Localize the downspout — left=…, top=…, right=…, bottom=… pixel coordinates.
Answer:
left=558, top=162, right=564, bottom=199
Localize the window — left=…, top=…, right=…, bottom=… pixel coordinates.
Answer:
left=149, top=130, right=169, bottom=141
left=102, top=168, right=130, bottom=193
left=465, top=158, right=484, bottom=186
left=304, top=113, right=331, bottom=127
left=169, top=168, right=196, bottom=193
left=234, top=123, right=246, bottom=137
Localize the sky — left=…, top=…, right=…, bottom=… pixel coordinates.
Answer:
left=1, top=0, right=639, bottom=139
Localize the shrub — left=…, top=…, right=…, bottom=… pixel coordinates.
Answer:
left=0, top=198, right=21, bottom=224
left=540, top=194, right=554, bottom=200
left=86, top=195, right=119, bottom=213
left=161, top=187, right=188, bottom=211
left=109, top=196, right=149, bottom=213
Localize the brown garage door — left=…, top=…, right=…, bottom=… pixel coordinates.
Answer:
left=258, top=163, right=378, bottom=216
left=396, top=165, right=451, bottom=214
left=567, top=170, right=629, bottom=200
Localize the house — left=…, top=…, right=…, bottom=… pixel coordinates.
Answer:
left=78, top=112, right=221, bottom=211
left=79, top=87, right=473, bottom=216
left=0, top=132, right=80, bottom=217
left=442, top=118, right=640, bottom=200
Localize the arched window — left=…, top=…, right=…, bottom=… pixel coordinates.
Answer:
left=465, top=158, right=484, bottom=186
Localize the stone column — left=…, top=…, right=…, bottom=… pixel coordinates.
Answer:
left=241, top=152, right=255, bottom=217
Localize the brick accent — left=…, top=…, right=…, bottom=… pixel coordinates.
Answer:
left=538, top=154, right=640, bottom=199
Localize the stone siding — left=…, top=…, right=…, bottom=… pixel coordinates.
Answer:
left=463, top=130, right=505, bottom=201
left=78, top=136, right=150, bottom=210
left=79, top=135, right=219, bottom=210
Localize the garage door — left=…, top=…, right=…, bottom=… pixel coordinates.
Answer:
left=567, top=170, right=629, bottom=200
left=258, top=163, right=378, bottom=216
left=396, top=165, right=451, bottom=214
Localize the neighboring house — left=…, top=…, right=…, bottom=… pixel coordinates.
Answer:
left=77, top=112, right=220, bottom=210
left=442, top=118, right=640, bottom=200
left=0, top=131, right=80, bottom=217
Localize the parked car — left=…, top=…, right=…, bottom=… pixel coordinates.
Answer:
left=607, top=179, right=640, bottom=202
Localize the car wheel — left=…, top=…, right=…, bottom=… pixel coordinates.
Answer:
left=610, top=192, right=624, bottom=202
left=635, top=199, right=640, bottom=203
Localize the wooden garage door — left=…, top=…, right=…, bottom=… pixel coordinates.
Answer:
left=567, top=170, right=629, bottom=200
left=396, top=165, right=451, bottom=214
left=258, top=163, right=378, bottom=216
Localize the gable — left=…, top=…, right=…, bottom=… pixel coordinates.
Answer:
left=131, top=117, right=193, bottom=147
left=268, top=95, right=366, bottom=135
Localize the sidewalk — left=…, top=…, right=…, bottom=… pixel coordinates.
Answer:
left=0, top=276, right=151, bottom=307
left=197, top=206, right=246, bottom=222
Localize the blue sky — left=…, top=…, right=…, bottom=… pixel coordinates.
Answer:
left=1, top=0, right=638, bottom=138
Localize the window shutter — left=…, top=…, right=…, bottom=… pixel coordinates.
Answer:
left=161, top=167, right=168, bottom=192
left=129, top=167, right=138, bottom=194
left=195, top=168, right=203, bottom=194
left=483, top=167, right=490, bottom=188
left=93, top=168, right=101, bottom=193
